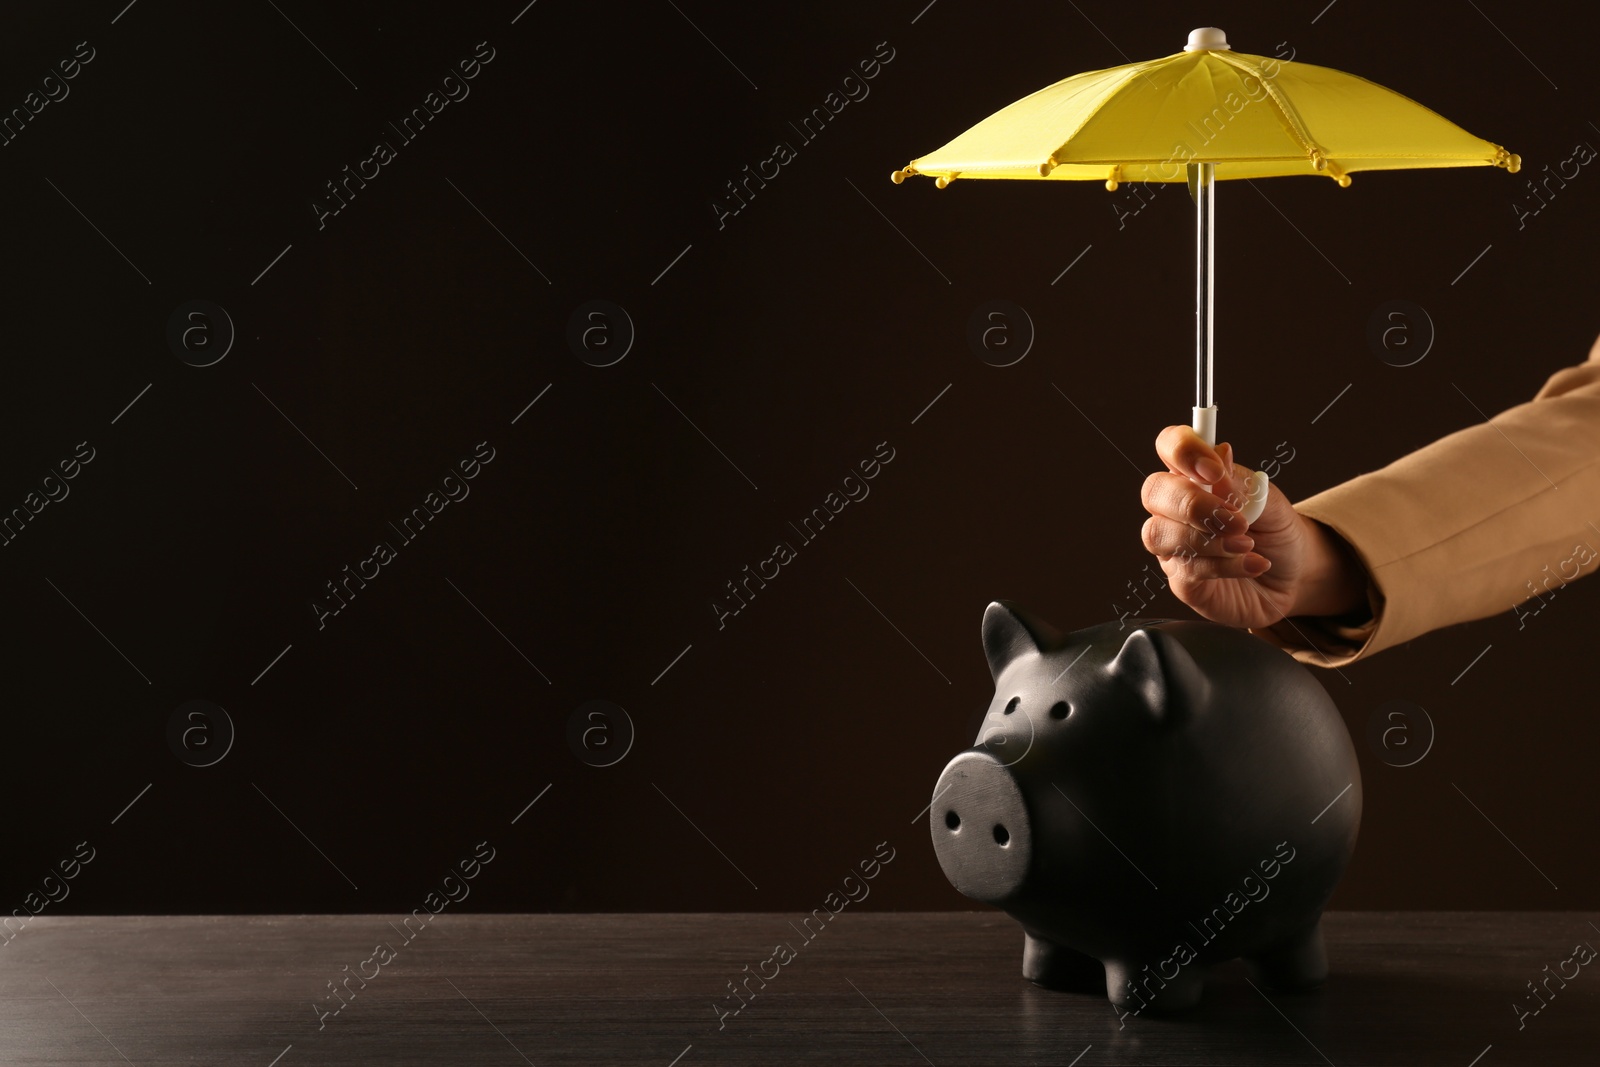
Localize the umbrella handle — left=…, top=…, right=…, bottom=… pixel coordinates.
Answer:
left=1192, top=405, right=1270, bottom=526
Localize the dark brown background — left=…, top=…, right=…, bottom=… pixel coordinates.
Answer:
left=1, top=0, right=1593, bottom=916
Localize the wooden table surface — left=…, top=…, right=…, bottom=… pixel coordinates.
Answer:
left=3, top=912, right=1593, bottom=1065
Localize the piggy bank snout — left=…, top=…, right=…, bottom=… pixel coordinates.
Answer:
left=930, top=751, right=1033, bottom=905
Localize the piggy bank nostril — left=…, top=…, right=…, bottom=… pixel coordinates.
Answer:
left=945, top=810, right=961, bottom=831
left=1049, top=701, right=1070, bottom=720
left=1004, top=697, right=1020, bottom=715
left=993, top=824, right=1010, bottom=846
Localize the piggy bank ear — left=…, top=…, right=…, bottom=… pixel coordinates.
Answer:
left=1108, top=627, right=1209, bottom=725
left=981, top=601, right=1062, bottom=680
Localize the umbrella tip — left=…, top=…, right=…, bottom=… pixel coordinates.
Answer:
left=1184, top=27, right=1230, bottom=52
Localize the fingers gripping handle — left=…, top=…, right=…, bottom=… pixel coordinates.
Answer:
left=1192, top=405, right=1269, bottom=526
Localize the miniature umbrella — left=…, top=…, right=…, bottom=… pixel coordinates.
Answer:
left=892, top=26, right=1519, bottom=522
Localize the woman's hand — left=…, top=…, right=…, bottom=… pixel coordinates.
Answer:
left=1140, top=425, right=1368, bottom=629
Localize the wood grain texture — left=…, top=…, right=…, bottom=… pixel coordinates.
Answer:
left=2, top=912, right=1594, bottom=1065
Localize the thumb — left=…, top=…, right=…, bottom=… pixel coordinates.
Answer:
left=1245, top=465, right=1299, bottom=534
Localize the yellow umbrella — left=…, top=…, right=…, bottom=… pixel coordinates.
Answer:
left=892, top=27, right=1520, bottom=519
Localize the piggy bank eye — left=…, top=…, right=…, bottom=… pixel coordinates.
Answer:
left=1049, top=701, right=1070, bottom=720
left=1003, top=697, right=1020, bottom=715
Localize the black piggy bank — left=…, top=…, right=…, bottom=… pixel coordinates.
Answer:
left=930, top=601, right=1361, bottom=1016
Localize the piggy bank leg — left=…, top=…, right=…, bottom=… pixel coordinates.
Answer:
left=1103, top=959, right=1204, bottom=1013
left=1022, top=929, right=1104, bottom=992
left=1244, top=919, right=1329, bottom=990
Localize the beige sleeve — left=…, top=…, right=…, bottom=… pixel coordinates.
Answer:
left=1250, top=343, right=1600, bottom=668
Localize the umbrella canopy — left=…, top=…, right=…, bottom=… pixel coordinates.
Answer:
left=892, top=28, right=1520, bottom=188
left=890, top=27, right=1518, bottom=528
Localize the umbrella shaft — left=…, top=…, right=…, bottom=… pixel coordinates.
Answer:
left=1193, top=162, right=1215, bottom=415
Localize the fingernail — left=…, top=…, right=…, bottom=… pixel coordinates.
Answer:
left=1223, top=534, right=1254, bottom=554
left=1244, top=553, right=1271, bottom=576
left=1196, top=457, right=1225, bottom=483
